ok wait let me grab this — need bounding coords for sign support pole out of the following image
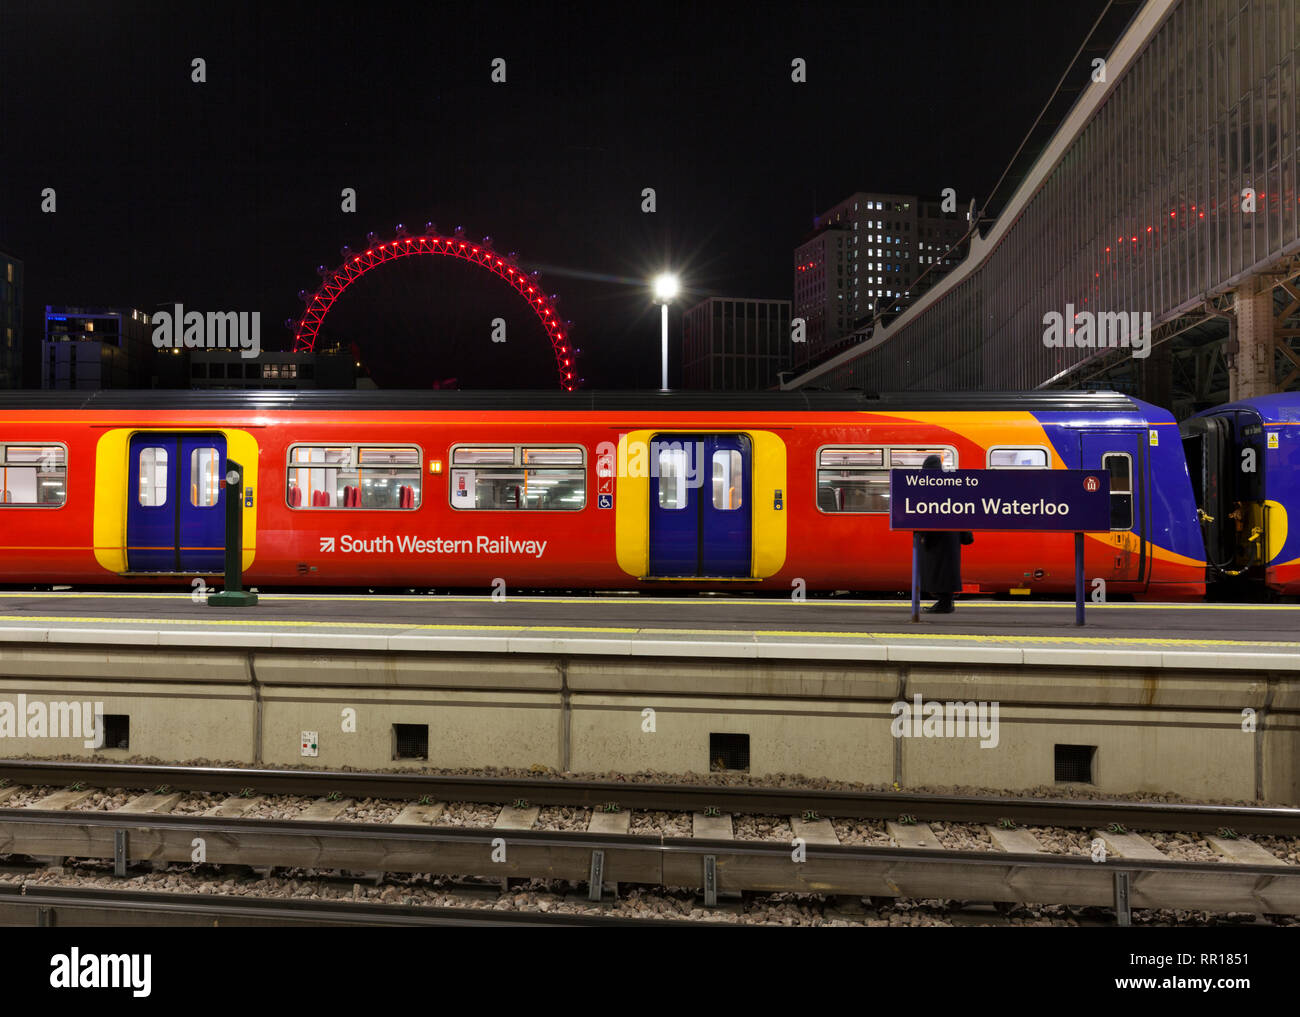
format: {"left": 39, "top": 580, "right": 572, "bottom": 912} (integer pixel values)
{"left": 889, "top": 469, "right": 1107, "bottom": 628}
{"left": 1074, "top": 531, "right": 1085, "bottom": 626}
{"left": 911, "top": 531, "right": 921, "bottom": 623}
{"left": 208, "top": 459, "right": 258, "bottom": 608}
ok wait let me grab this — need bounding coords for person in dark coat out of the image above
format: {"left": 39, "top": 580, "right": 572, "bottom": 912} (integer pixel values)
{"left": 918, "top": 454, "right": 973, "bottom": 613}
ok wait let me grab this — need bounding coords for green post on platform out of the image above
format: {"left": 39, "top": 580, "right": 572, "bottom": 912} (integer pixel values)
{"left": 207, "top": 458, "right": 258, "bottom": 607}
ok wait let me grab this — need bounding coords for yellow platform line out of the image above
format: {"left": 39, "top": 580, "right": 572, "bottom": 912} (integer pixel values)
{"left": 0, "top": 592, "right": 1293, "bottom": 611}
{"left": 0, "top": 614, "right": 1295, "bottom": 649}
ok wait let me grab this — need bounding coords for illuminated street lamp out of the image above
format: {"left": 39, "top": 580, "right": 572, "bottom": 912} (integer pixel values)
{"left": 651, "top": 272, "right": 679, "bottom": 391}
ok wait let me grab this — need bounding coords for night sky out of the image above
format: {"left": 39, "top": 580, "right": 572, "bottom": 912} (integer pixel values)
{"left": 1, "top": 1, "right": 1107, "bottom": 389}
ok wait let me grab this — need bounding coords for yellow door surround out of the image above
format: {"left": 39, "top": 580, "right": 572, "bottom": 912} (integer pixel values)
{"left": 614, "top": 429, "right": 787, "bottom": 579}
{"left": 94, "top": 428, "right": 259, "bottom": 573}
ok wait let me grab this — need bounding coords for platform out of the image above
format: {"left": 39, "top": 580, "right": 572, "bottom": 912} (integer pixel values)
{"left": 0, "top": 592, "right": 1297, "bottom": 802}
{"left": 0, "top": 591, "right": 1295, "bottom": 670}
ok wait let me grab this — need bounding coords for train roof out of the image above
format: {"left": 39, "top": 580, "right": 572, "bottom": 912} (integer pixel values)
{"left": 0, "top": 389, "right": 1150, "bottom": 414}
{"left": 1195, "top": 392, "right": 1300, "bottom": 423}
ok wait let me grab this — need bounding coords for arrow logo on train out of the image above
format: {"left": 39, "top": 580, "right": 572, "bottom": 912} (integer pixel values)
{"left": 319, "top": 537, "right": 335, "bottom": 552}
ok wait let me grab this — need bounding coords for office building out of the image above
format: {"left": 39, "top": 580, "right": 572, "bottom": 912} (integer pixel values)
{"left": 0, "top": 251, "right": 22, "bottom": 388}
{"left": 682, "top": 297, "right": 792, "bottom": 390}
{"left": 43, "top": 306, "right": 154, "bottom": 389}
{"left": 793, "top": 192, "right": 967, "bottom": 366}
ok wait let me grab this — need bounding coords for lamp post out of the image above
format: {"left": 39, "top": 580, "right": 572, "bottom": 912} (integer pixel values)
{"left": 651, "top": 272, "right": 679, "bottom": 391}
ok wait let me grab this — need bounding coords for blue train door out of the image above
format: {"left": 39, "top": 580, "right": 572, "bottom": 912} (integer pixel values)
{"left": 1079, "top": 430, "right": 1145, "bottom": 584}
{"left": 127, "top": 433, "right": 227, "bottom": 572}
{"left": 649, "top": 434, "right": 752, "bottom": 577}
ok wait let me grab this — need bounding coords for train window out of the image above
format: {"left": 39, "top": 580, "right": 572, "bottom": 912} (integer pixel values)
{"left": 0, "top": 443, "right": 67, "bottom": 507}
{"left": 988, "top": 447, "right": 1049, "bottom": 468}
{"left": 288, "top": 445, "right": 350, "bottom": 508}
{"left": 523, "top": 447, "right": 583, "bottom": 466}
{"left": 138, "top": 447, "right": 168, "bottom": 507}
{"left": 449, "top": 444, "right": 586, "bottom": 510}
{"left": 286, "top": 444, "right": 422, "bottom": 509}
{"left": 712, "top": 450, "right": 743, "bottom": 510}
{"left": 816, "top": 446, "right": 956, "bottom": 513}
{"left": 190, "top": 447, "right": 221, "bottom": 507}
{"left": 817, "top": 468, "right": 889, "bottom": 511}
{"left": 820, "top": 448, "right": 883, "bottom": 468}
{"left": 357, "top": 447, "right": 422, "bottom": 508}
{"left": 658, "top": 447, "right": 687, "bottom": 510}
{"left": 453, "top": 447, "right": 514, "bottom": 466}
{"left": 1102, "top": 453, "right": 1133, "bottom": 530}
{"left": 889, "top": 448, "right": 956, "bottom": 470}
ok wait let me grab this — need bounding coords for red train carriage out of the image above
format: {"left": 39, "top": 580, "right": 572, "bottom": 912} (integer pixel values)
{"left": 0, "top": 390, "right": 1206, "bottom": 598}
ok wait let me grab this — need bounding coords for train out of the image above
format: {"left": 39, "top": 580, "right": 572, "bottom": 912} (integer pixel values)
{"left": 0, "top": 388, "right": 1292, "bottom": 599}
{"left": 1180, "top": 392, "right": 1299, "bottom": 597}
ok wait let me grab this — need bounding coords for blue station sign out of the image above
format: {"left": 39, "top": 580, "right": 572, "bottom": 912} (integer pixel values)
{"left": 888, "top": 469, "right": 1111, "bottom": 532}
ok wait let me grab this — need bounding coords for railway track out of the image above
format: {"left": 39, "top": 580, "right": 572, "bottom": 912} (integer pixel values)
{"left": 1, "top": 759, "right": 1298, "bottom": 924}
{"left": 3, "top": 759, "right": 1298, "bottom": 836}
{"left": 0, "top": 883, "right": 672, "bottom": 927}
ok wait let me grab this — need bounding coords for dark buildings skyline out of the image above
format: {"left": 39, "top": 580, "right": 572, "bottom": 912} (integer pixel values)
{"left": 1, "top": 2, "right": 1110, "bottom": 390}
{"left": 43, "top": 305, "right": 154, "bottom": 390}
{"left": 792, "top": 191, "right": 969, "bottom": 370}
{"left": 0, "top": 251, "right": 21, "bottom": 388}
{"left": 682, "top": 296, "right": 792, "bottom": 390}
